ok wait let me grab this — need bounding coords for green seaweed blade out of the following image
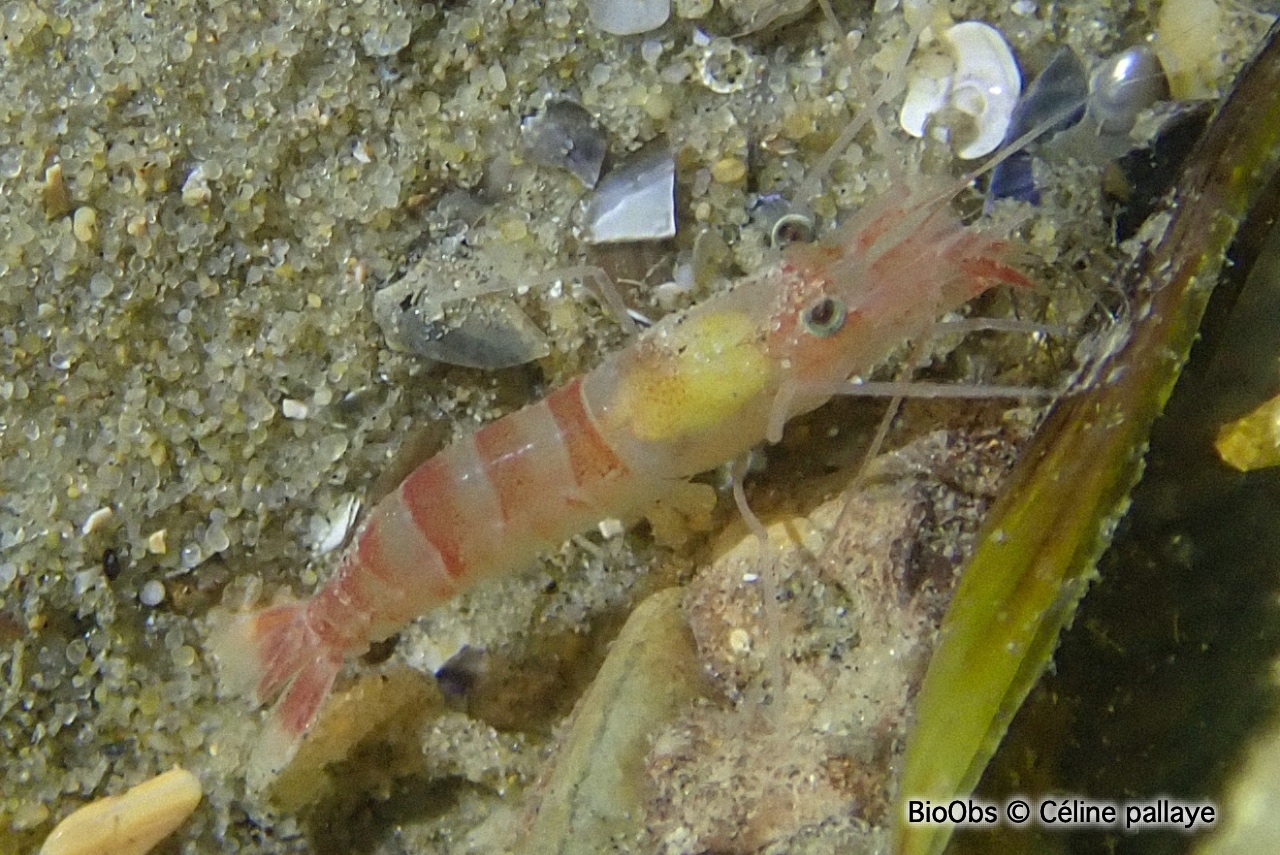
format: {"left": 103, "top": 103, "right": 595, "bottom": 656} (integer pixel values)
{"left": 896, "top": 23, "right": 1280, "bottom": 855}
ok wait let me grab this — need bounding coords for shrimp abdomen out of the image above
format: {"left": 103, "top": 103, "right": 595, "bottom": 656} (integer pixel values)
{"left": 208, "top": 375, "right": 654, "bottom": 783}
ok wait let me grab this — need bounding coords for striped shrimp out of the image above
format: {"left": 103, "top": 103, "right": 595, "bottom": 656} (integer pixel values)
{"left": 207, "top": 136, "right": 1034, "bottom": 785}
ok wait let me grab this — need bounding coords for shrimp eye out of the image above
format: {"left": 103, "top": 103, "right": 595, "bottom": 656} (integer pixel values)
{"left": 803, "top": 297, "right": 846, "bottom": 337}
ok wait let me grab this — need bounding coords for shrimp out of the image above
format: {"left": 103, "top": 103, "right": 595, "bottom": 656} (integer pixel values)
{"left": 207, "top": 162, "right": 1031, "bottom": 786}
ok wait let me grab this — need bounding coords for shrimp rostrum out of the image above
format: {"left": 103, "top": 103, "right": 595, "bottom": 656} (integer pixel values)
{"left": 207, "top": 170, "right": 1031, "bottom": 784}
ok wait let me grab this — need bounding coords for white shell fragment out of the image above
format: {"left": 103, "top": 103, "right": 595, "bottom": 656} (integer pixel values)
{"left": 80, "top": 506, "right": 114, "bottom": 536}
{"left": 582, "top": 139, "right": 676, "bottom": 244}
{"left": 315, "top": 495, "right": 362, "bottom": 555}
{"left": 899, "top": 21, "right": 1022, "bottom": 159}
{"left": 39, "top": 767, "right": 202, "bottom": 855}
{"left": 587, "top": 0, "right": 670, "bottom": 35}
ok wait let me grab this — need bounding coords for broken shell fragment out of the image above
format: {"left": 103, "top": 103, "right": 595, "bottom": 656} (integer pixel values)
{"left": 1154, "top": 0, "right": 1226, "bottom": 99}
{"left": 313, "top": 495, "right": 362, "bottom": 554}
{"left": 697, "top": 36, "right": 756, "bottom": 94}
{"left": 587, "top": 0, "right": 670, "bottom": 36}
{"left": 899, "top": 21, "right": 1022, "bottom": 160}
{"left": 522, "top": 99, "right": 608, "bottom": 188}
{"left": 1012, "top": 46, "right": 1088, "bottom": 140}
{"left": 720, "top": 0, "right": 813, "bottom": 33}
{"left": 379, "top": 289, "right": 551, "bottom": 369}
{"left": 582, "top": 139, "right": 676, "bottom": 244}
{"left": 266, "top": 666, "right": 443, "bottom": 810}
{"left": 987, "top": 46, "right": 1087, "bottom": 205}
{"left": 374, "top": 247, "right": 553, "bottom": 370}
{"left": 43, "top": 162, "right": 73, "bottom": 219}
{"left": 39, "top": 767, "right": 202, "bottom": 855}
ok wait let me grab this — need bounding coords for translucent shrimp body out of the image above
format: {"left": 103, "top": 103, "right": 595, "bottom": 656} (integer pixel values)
{"left": 207, "top": 174, "right": 1028, "bottom": 784}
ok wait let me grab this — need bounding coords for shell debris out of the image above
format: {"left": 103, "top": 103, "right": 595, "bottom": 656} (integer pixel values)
{"left": 266, "top": 666, "right": 444, "bottom": 811}
{"left": 899, "top": 21, "right": 1022, "bottom": 159}
{"left": 522, "top": 99, "right": 609, "bottom": 188}
{"left": 373, "top": 248, "right": 553, "bottom": 369}
{"left": 587, "top": 0, "right": 670, "bottom": 36}
{"left": 581, "top": 139, "right": 676, "bottom": 244}
{"left": 987, "top": 46, "right": 1087, "bottom": 205}
{"left": 38, "top": 767, "right": 202, "bottom": 855}
{"left": 80, "top": 507, "right": 114, "bottom": 536}
{"left": 1088, "top": 46, "right": 1170, "bottom": 137}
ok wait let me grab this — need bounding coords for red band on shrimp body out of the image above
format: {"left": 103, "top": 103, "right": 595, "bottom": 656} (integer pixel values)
{"left": 354, "top": 515, "right": 398, "bottom": 585}
{"left": 473, "top": 411, "right": 537, "bottom": 524}
{"left": 543, "top": 377, "right": 628, "bottom": 488}
{"left": 349, "top": 498, "right": 459, "bottom": 624}
{"left": 399, "top": 455, "right": 471, "bottom": 579}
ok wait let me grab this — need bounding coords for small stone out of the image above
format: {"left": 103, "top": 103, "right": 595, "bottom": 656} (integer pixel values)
{"left": 0, "top": 148, "right": 21, "bottom": 179}
{"left": 72, "top": 207, "right": 97, "bottom": 243}
{"left": 146, "top": 529, "right": 168, "bottom": 554}
{"left": 674, "top": 0, "right": 713, "bottom": 18}
{"left": 362, "top": 15, "right": 412, "bottom": 56}
{"left": 88, "top": 272, "right": 114, "bottom": 299}
{"left": 643, "top": 90, "right": 672, "bottom": 121}
{"left": 14, "top": 801, "right": 50, "bottom": 831}
{"left": 38, "top": 767, "right": 202, "bottom": 855}
{"left": 281, "top": 398, "right": 309, "bottom": 420}
{"left": 710, "top": 157, "right": 746, "bottom": 184}
{"left": 587, "top": 0, "right": 670, "bottom": 35}
{"left": 44, "top": 163, "right": 73, "bottom": 218}
{"left": 181, "top": 165, "right": 211, "bottom": 206}
{"left": 139, "top": 580, "right": 166, "bottom": 607}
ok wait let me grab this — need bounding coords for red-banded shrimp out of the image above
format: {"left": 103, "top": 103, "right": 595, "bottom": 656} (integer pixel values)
{"left": 205, "top": 160, "right": 1033, "bottom": 782}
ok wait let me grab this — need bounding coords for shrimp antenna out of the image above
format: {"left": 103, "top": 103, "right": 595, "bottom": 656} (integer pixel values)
{"left": 795, "top": 13, "right": 931, "bottom": 204}
{"left": 799, "top": 25, "right": 1169, "bottom": 216}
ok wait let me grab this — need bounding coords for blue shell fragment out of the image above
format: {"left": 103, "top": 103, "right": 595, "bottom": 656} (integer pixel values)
{"left": 988, "top": 47, "right": 1087, "bottom": 205}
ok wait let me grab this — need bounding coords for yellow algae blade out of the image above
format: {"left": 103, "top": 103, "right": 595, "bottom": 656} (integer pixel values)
{"left": 39, "top": 767, "right": 202, "bottom": 855}
{"left": 897, "top": 22, "right": 1280, "bottom": 855}
{"left": 1216, "top": 391, "right": 1280, "bottom": 471}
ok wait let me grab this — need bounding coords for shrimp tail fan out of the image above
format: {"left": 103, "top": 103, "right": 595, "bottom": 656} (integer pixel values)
{"left": 206, "top": 602, "right": 343, "bottom": 788}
